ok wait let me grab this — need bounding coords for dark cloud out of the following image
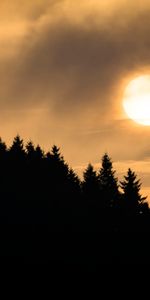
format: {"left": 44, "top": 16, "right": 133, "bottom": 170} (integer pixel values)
{"left": 2, "top": 1, "right": 150, "bottom": 116}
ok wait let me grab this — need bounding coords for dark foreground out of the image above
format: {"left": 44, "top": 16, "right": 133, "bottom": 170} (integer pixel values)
{"left": 0, "top": 136, "right": 149, "bottom": 269}
{"left": 0, "top": 214, "right": 150, "bottom": 268}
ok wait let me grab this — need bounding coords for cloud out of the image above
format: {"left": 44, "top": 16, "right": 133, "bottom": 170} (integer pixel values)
{"left": 1, "top": 0, "right": 150, "bottom": 112}
{"left": 1, "top": 0, "right": 150, "bottom": 167}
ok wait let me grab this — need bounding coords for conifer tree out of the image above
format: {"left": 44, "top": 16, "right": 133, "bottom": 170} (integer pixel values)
{"left": 98, "top": 153, "right": 119, "bottom": 208}
{"left": 51, "top": 145, "right": 69, "bottom": 177}
{"left": 120, "top": 168, "right": 147, "bottom": 215}
{"left": 82, "top": 163, "right": 99, "bottom": 198}
{"left": 35, "top": 145, "right": 44, "bottom": 160}
{"left": 9, "top": 135, "right": 25, "bottom": 159}
{"left": 26, "top": 141, "right": 35, "bottom": 157}
{"left": 0, "top": 137, "right": 7, "bottom": 154}
{"left": 68, "top": 168, "right": 80, "bottom": 191}
{"left": 0, "top": 137, "right": 7, "bottom": 167}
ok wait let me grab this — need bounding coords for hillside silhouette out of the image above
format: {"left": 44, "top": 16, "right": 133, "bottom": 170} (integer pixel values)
{"left": 0, "top": 135, "right": 149, "bottom": 268}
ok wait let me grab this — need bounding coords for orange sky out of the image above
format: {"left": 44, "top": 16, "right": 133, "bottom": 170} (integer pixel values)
{"left": 1, "top": 0, "right": 150, "bottom": 202}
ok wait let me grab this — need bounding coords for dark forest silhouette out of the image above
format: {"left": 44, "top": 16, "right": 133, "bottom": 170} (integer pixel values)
{"left": 0, "top": 135, "right": 149, "bottom": 267}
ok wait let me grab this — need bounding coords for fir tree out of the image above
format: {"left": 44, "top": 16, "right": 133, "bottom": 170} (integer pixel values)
{"left": 120, "top": 168, "right": 147, "bottom": 215}
{"left": 68, "top": 168, "right": 80, "bottom": 191}
{"left": 0, "top": 137, "right": 7, "bottom": 154}
{"left": 82, "top": 163, "right": 99, "bottom": 198}
{"left": 35, "top": 145, "right": 44, "bottom": 160}
{"left": 51, "top": 145, "right": 69, "bottom": 177}
{"left": 26, "top": 141, "right": 35, "bottom": 157}
{"left": 9, "top": 135, "right": 25, "bottom": 159}
{"left": 98, "top": 153, "right": 119, "bottom": 208}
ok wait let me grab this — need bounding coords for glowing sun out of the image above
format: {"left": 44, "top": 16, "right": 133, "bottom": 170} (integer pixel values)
{"left": 123, "top": 75, "right": 150, "bottom": 126}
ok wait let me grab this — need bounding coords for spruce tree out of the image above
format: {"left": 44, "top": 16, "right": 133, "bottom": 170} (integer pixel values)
{"left": 50, "top": 145, "right": 69, "bottom": 201}
{"left": 9, "top": 135, "right": 25, "bottom": 159}
{"left": 120, "top": 168, "right": 147, "bottom": 215}
{"left": 68, "top": 168, "right": 80, "bottom": 191}
{"left": 0, "top": 138, "right": 7, "bottom": 154}
{"left": 26, "top": 141, "right": 35, "bottom": 158}
{"left": 98, "top": 153, "right": 119, "bottom": 209}
{"left": 51, "top": 145, "right": 69, "bottom": 177}
{"left": 82, "top": 163, "right": 99, "bottom": 199}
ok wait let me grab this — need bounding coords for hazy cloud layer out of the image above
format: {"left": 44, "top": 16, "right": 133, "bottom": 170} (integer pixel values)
{"left": 1, "top": 0, "right": 150, "bottom": 183}
{"left": 2, "top": 0, "right": 150, "bottom": 111}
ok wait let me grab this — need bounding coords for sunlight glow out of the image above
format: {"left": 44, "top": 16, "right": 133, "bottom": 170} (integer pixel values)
{"left": 123, "top": 75, "right": 150, "bottom": 125}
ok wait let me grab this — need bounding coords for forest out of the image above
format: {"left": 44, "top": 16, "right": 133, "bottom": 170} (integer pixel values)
{"left": 0, "top": 135, "right": 149, "bottom": 267}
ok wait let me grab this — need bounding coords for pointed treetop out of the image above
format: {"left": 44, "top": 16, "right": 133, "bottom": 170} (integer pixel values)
{"left": 52, "top": 145, "right": 60, "bottom": 154}
{"left": 10, "top": 135, "right": 24, "bottom": 152}
{"left": 0, "top": 137, "right": 7, "bottom": 152}
{"left": 99, "top": 153, "right": 117, "bottom": 182}
{"left": 101, "top": 153, "right": 113, "bottom": 171}
{"left": 26, "top": 141, "right": 35, "bottom": 154}
{"left": 121, "top": 168, "right": 141, "bottom": 191}
{"left": 83, "top": 163, "right": 98, "bottom": 182}
{"left": 68, "top": 168, "right": 80, "bottom": 186}
{"left": 35, "top": 145, "right": 44, "bottom": 159}
{"left": 98, "top": 153, "right": 119, "bottom": 206}
{"left": 120, "top": 168, "right": 147, "bottom": 207}
{"left": 51, "top": 145, "right": 64, "bottom": 161}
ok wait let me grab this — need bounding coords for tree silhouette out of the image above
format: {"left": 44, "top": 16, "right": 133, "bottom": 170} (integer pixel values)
{"left": 50, "top": 145, "right": 69, "bottom": 182}
{"left": 9, "top": 135, "right": 25, "bottom": 157}
{"left": 0, "top": 135, "right": 149, "bottom": 265}
{"left": 26, "top": 141, "right": 35, "bottom": 158}
{"left": 81, "top": 163, "right": 100, "bottom": 232}
{"left": 0, "top": 138, "right": 7, "bottom": 217}
{"left": 48, "top": 145, "right": 70, "bottom": 217}
{"left": 35, "top": 145, "right": 44, "bottom": 160}
{"left": 68, "top": 168, "right": 80, "bottom": 192}
{"left": 0, "top": 137, "right": 7, "bottom": 154}
{"left": 0, "top": 137, "right": 7, "bottom": 171}
{"left": 82, "top": 163, "right": 99, "bottom": 201}
{"left": 120, "top": 168, "right": 147, "bottom": 215}
{"left": 98, "top": 153, "right": 119, "bottom": 209}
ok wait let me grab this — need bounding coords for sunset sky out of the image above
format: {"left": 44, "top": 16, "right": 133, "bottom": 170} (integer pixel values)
{"left": 1, "top": 0, "right": 150, "bottom": 200}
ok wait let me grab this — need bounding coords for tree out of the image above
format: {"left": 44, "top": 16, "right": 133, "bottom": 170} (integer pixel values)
{"left": 49, "top": 145, "right": 70, "bottom": 204}
{"left": 120, "top": 168, "right": 147, "bottom": 215}
{"left": 0, "top": 137, "right": 7, "bottom": 168}
{"left": 0, "top": 138, "right": 7, "bottom": 154}
{"left": 82, "top": 163, "right": 99, "bottom": 200}
{"left": 68, "top": 168, "right": 80, "bottom": 191}
{"left": 9, "top": 135, "right": 25, "bottom": 160}
{"left": 50, "top": 145, "right": 69, "bottom": 179}
{"left": 98, "top": 153, "right": 119, "bottom": 209}
{"left": 35, "top": 145, "right": 44, "bottom": 161}
{"left": 26, "top": 141, "right": 35, "bottom": 158}
{"left": 0, "top": 138, "right": 7, "bottom": 201}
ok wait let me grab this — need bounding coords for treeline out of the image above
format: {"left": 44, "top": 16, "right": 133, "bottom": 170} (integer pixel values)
{"left": 0, "top": 135, "right": 149, "bottom": 265}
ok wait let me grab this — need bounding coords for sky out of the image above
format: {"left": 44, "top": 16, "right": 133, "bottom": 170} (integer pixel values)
{"left": 1, "top": 0, "right": 150, "bottom": 200}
